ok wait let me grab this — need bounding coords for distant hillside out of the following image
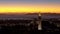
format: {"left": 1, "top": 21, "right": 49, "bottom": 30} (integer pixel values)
{"left": 0, "top": 13, "right": 26, "bottom": 15}
{"left": 25, "top": 13, "right": 39, "bottom": 15}
{"left": 41, "top": 13, "right": 60, "bottom": 15}
{"left": 41, "top": 13, "right": 60, "bottom": 19}
{"left": 0, "top": 13, "right": 60, "bottom": 15}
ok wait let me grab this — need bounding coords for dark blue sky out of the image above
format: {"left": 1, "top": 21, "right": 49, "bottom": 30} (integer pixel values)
{"left": 0, "top": 0, "right": 60, "bottom": 3}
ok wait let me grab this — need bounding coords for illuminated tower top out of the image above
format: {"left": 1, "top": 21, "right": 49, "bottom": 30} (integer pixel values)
{"left": 39, "top": 13, "right": 41, "bottom": 16}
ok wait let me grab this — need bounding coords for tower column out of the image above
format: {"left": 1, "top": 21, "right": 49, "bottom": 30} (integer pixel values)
{"left": 38, "top": 13, "right": 42, "bottom": 30}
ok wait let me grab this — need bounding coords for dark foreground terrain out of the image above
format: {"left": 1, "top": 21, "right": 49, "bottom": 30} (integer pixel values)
{"left": 42, "top": 18, "right": 60, "bottom": 34}
{"left": 0, "top": 18, "right": 60, "bottom": 34}
{"left": 0, "top": 19, "right": 41, "bottom": 34}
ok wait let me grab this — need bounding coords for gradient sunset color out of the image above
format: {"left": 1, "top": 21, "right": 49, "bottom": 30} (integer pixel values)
{"left": 0, "top": 0, "right": 60, "bottom": 13}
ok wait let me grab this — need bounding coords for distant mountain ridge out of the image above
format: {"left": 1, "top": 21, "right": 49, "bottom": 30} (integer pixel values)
{"left": 41, "top": 13, "right": 60, "bottom": 19}
{"left": 0, "top": 13, "right": 60, "bottom": 15}
{"left": 0, "top": 13, "right": 60, "bottom": 20}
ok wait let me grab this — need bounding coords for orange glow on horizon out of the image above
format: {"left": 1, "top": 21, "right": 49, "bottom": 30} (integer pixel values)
{"left": 0, "top": 3, "right": 60, "bottom": 14}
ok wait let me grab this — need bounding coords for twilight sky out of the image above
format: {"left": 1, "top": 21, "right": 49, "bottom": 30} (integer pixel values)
{"left": 0, "top": 0, "right": 60, "bottom": 13}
